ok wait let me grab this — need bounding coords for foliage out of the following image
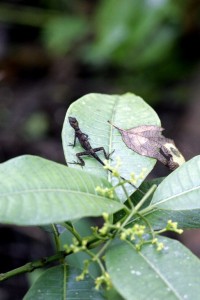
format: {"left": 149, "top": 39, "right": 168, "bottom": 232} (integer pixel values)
{"left": 84, "top": 0, "right": 182, "bottom": 68}
{"left": 0, "top": 2, "right": 195, "bottom": 80}
{"left": 0, "top": 93, "right": 200, "bottom": 300}
{"left": 0, "top": 1, "right": 198, "bottom": 105}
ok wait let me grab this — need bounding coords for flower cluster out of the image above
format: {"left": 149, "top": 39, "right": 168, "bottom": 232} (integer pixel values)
{"left": 76, "top": 260, "right": 90, "bottom": 281}
{"left": 152, "top": 238, "right": 164, "bottom": 251}
{"left": 64, "top": 238, "right": 87, "bottom": 254}
{"left": 103, "top": 156, "right": 122, "bottom": 177}
{"left": 95, "top": 186, "right": 114, "bottom": 199}
{"left": 166, "top": 220, "right": 183, "bottom": 234}
{"left": 95, "top": 272, "right": 112, "bottom": 290}
{"left": 130, "top": 168, "right": 147, "bottom": 185}
{"left": 120, "top": 224, "right": 146, "bottom": 241}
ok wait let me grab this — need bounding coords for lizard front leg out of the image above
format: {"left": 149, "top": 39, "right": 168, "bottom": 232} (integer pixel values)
{"left": 68, "top": 133, "right": 77, "bottom": 147}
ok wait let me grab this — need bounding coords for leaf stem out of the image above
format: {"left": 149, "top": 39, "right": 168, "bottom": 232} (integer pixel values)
{"left": 62, "top": 222, "right": 82, "bottom": 243}
{"left": 134, "top": 184, "right": 157, "bottom": 212}
{"left": 83, "top": 248, "right": 106, "bottom": 274}
{"left": 119, "top": 178, "right": 134, "bottom": 209}
{"left": 120, "top": 184, "right": 157, "bottom": 229}
{"left": 94, "top": 239, "right": 112, "bottom": 260}
{"left": 51, "top": 224, "right": 62, "bottom": 252}
{"left": 136, "top": 212, "right": 155, "bottom": 239}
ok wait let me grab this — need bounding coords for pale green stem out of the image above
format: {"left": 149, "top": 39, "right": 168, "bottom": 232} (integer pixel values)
{"left": 136, "top": 212, "right": 155, "bottom": 239}
{"left": 51, "top": 224, "right": 62, "bottom": 252}
{"left": 119, "top": 178, "right": 134, "bottom": 209}
{"left": 61, "top": 222, "right": 82, "bottom": 243}
{"left": 120, "top": 184, "right": 157, "bottom": 229}
{"left": 134, "top": 184, "right": 157, "bottom": 212}
{"left": 94, "top": 239, "right": 112, "bottom": 260}
{"left": 84, "top": 249, "right": 106, "bottom": 274}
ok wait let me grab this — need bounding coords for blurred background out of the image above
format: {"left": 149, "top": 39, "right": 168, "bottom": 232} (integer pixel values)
{"left": 0, "top": 0, "right": 200, "bottom": 299}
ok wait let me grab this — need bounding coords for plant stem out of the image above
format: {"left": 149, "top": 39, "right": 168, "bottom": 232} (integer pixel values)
{"left": 120, "top": 184, "right": 157, "bottom": 229}
{"left": 136, "top": 212, "right": 155, "bottom": 239}
{"left": 62, "top": 222, "right": 82, "bottom": 243}
{"left": 94, "top": 240, "right": 112, "bottom": 260}
{"left": 119, "top": 178, "right": 134, "bottom": 209}
{"left": 0, "top": 251, "right": 67, "bottom": 282}
{"left": 84, "top": 249, "right": 106, "bottom": 274}
{"left": 134, "top": 184, "right": 157, "bottom": 212}
{"left": 0, "top": 234, "right": 107, "bottom": 282}
{"left": 52, "top": 224, "right": 62, "bottom": 252}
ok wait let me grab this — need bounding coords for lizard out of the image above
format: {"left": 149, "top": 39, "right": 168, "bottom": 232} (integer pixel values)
{"left": 68, "top": 116, "right": 144, "bottom": 194}
{"left": 68, "top": 116, "right": 113, "bottom": 166}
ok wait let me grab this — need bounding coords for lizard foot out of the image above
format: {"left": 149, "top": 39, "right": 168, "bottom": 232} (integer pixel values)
{"left": 107, "top": 150, "right": 115, "bottom": 160}
{"left": 68, "top": 161, "right": 84, "bottom": 167}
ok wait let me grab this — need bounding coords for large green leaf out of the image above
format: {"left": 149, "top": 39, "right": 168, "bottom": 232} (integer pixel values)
{"left": 62, "top": 93, "right": 160, "bottom": 202}
{"left": 144, "top": 156, "right": 200, "bottom": 229}
{"left": 23, "top": 265, "right": 105, "bottom": 300}
{"left": 0, "top": 155, "right": 123, "bottom": 225}
{"left": 106, "top": 237, "right": 200, "bottom": 300}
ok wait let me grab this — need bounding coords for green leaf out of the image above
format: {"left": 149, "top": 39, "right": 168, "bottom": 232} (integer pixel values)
{"left": 145, "top": 156, "right": 200, "bottom": 229}
{"left": 62, "top": 93, "right": 160, "bottom": 202}
{"left": 0, "top": 155, "right": 123, "bottom": 225}
{"left": 106, "top": 237, "right": 200, "bottom": 300}
{"left": 23, "top": 265, "right": 105, "bottom": 300}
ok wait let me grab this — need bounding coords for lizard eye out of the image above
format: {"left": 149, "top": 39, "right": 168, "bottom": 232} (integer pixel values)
{"left": 170, "top": 146, "right": 181, "bottom": 157}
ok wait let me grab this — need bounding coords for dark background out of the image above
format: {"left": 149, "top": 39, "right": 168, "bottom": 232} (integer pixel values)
{"left": 0, "top": 1, "right": 200, "bottom": 299}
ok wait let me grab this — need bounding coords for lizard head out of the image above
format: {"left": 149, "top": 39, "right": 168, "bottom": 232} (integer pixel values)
{"left": 68, "top": 117, "right": 79, "bottom": 129}
{"left": 160, "top": 142, "right": 185, "bottom": 171}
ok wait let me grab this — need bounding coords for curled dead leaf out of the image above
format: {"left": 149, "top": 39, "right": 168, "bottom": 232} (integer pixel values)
{"left": 108, "top": 121, "right": 185, "bottom": 171}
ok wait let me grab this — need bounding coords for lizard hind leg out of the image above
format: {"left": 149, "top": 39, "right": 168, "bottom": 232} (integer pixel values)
{"left": 93, "top": 147, "right": 114, "bottom": 160}
{"left": 68, "top": 150, "right": 92, "bottom": 167}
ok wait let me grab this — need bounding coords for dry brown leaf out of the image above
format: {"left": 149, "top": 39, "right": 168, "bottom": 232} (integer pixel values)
{"left": 109, "top": 121, "right": 185, "bottom": 170}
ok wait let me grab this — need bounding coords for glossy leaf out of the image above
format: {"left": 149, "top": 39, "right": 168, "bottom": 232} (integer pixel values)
{"left": 0, "top": 155, "right": 123, "bottom": 225}
{"left": 62, "top": 93, "right": 160, "bottom": 201}
{"left": 24, "top": 265, "right": 104, "bottom": 300}
{"left": 145, "top": 156, "right": 200, "bottom": 229}
{"left": 106, "top": 237, "right": 200, "bottom": 300}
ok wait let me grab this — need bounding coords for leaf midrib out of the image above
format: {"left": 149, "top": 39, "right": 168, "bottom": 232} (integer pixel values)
{"left": 0, "top": 188, "right": 116, "bottom": 201}
{"left": 127, "top": 241, "right": 183, "bottom": 300}
{"left": 152, "top": 185, "right": 200, "bottom": 207}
